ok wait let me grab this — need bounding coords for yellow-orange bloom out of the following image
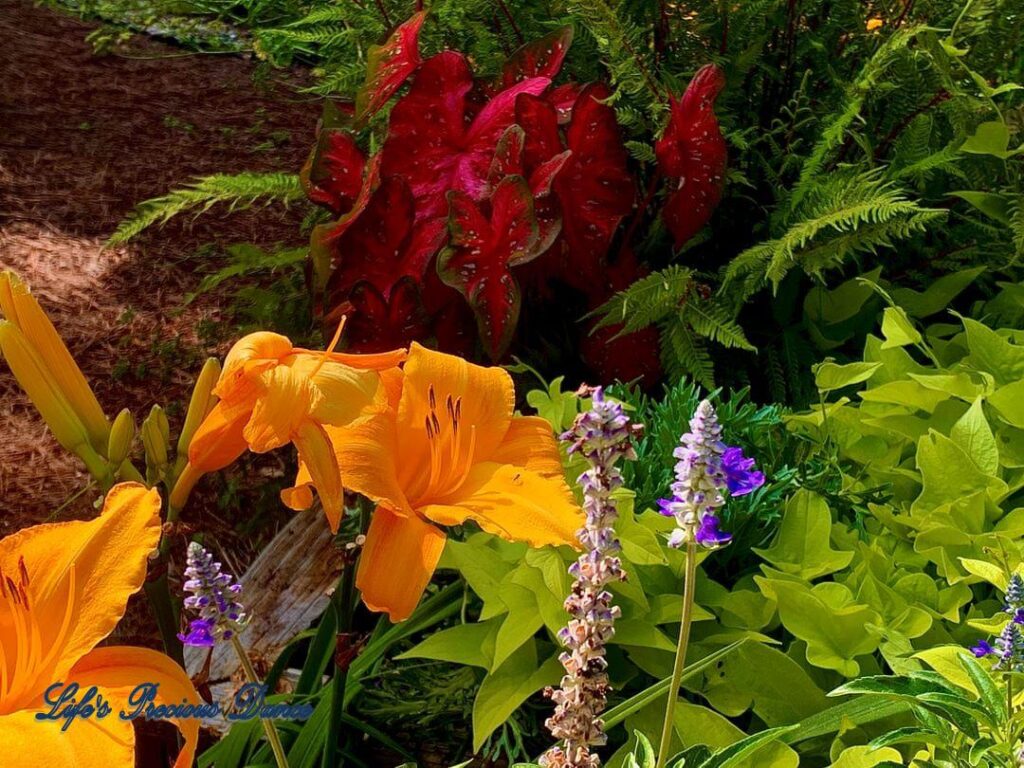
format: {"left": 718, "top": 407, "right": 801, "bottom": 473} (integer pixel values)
{"left": 171, "top": 329, "right": 405, "bottom": 528}
{"left": 0, "top": 483, "right": 201, "bottom": 767}
{"left": 285, "top": 343, "right": 583, "bottom": 621}
{"left": 866, "top": 17, "right": 884, "bottom": 31}
{"left": 0, "top": 270, "right": 110, "bottom": 460}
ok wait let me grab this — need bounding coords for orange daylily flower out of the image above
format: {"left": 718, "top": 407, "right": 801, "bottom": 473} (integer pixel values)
{"left": 0, "top": 483, "right": 202, "bottom": 767}
{"left": 284, "top": 342, "right": 583, "bottom": 621}
{"left": 170, "top": 328, "right": 405, "bottom": 529}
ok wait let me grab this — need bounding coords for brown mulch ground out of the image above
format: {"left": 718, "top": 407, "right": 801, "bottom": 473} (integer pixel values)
{"left": 0, "top": 0, "right": 320, "bottom": 546}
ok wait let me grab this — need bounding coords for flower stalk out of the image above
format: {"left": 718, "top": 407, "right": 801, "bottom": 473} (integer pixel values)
{"left": 231, "top": 634, "right": 290, "bottom": 768}
{"left": 656, "top": 539, "right": 696, "bottom": 768}
{"left": 541, "top": 387, "right": 642, "bottom": 768}
{"left": 654, "top": 399, "right": 764, "bottom": 767}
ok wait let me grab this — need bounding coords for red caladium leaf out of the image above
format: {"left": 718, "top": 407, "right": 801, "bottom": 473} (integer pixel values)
{"left": 309, "top": 154, "right": 382, "bottom": 304}
{"left": 355, "top": 11, "right": 427, "bottom": 121}
{"left": 554, "top": 82, "right": 636, "bottom": 290}
{"left": 582, "top": 247, "right": 662, "bottom": 387}
{"left": 582, "top": 323, "right": 663, "bottom": 387}
{"left": 515, "top": 93, "right": 563, "bottom": 171}
{"left": 326, "top": 175, "right": 447, "bottom": 299}
{"left": 438, "top": 176, "right": 538, "bottom": 360}
{"left": 547, "top": 83, "right": 583, "bottom": 123}
{"left": 381, "top": 51, "right": 550, "bottom": 220}
{"left": 655, "top": 64, "right": 728, "bottom": 248}
{"left": 301, "top": 129, "right": 366, "bottom": 216}
{"left": 340, "top": 277, "right": 432, "bottom": 352}
{"left": 500, "top": 26, "right": 573, "bottom": 88}
{"left": 487, "top": 124, "right": 571, "bottom": 261}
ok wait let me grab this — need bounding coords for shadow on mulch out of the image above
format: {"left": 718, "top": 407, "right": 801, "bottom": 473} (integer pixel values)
{"left": 0, "top": 0, "right": 320, "bottom": 528}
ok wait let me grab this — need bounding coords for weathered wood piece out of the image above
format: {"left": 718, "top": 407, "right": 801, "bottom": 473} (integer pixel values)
{"left": 184, "top": 506, "right": 341, "bottom": 730}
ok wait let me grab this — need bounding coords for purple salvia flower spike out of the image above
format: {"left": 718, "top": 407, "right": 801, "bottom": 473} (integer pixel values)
{"left": 540, "top": 386, "right": 642, "bottom": 768}
{"left": 662, "top": 400, "right": 763, "bottom": 550}
{"left": 178, "top": 541, "right": 249, "bottom": 648}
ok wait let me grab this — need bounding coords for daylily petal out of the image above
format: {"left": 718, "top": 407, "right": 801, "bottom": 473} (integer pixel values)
{"left": 421, "top": 462, "right": 580, "bottom": 548}
{"left": 243, "top": 366, "right": 321, "bottom": 453}
{"left": 319, "top": 348, "right": 408, "bottom": 371}
{"left": 0, "top": 707, "right": 135, "bottom": 767}
{"left": 0, "top": 271, "right": 110, "bottom": 453}
{"left": 0, "top": 483, "right": 161, "bottom": 711}
{"left": 490, "top": 416, "right": 566, "bottom": 477}
{"left": 68, "top": 645, "right": 202, "bottom": 768}
{"left": 293, "top": 421, "right": 345, "bottom": 532}
{"left": 186, "top": 401, "right": 248, "bottom": 473}
{"left": 325, "top": 415, "right": 412, "bottom": 516}
{"left": 356, "top": 506, "right": 447, "bottom": 622}
{"left": 216, "top": 331, "right": 293, "bottom": 407}
{"left": 306, "top": 360, "right": 387, "bottom": 427}
{"left": 396, "top": 342, "right": 514, "bottom": 501}
{"left": 280, "top": 460, "right": 315, "bottom": 512}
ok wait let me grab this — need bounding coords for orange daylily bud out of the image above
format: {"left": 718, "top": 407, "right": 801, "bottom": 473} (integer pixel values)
{"left": 107, "top": 408, "right": 136, "bottom": 467}
{"left": 0, "top": 321, "right": 109, "bottom": 482}
{"left": 0, "top": 271, "right": 110, "bottom": 453}
{"left": 176, "top": 357, "right": 222, "bottom": 461}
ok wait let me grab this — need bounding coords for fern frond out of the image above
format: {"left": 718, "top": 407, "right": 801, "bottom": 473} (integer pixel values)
{"left": 109, "top": 173, "right": 304, "bottom": 244}
{"left": 1010, "top": 194, "right": 1024, "bottom": 265}
{"left": 660, "top": 321, "right": 714, "bottom": 388}
{"left": 566, "top": 0, "right": 662, "bottom": 127}
{"left": 726, "top": 171, "right": 946, "bottom": 293}
{"left": 684, "top": 296, "right": 756, "bottom": 351}
{"left": 589, "top": 265, "right": 696, "bottom": 333}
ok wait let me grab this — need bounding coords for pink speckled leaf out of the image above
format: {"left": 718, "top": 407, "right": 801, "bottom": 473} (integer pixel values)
{"left": 356, "top": 11, "right": 426, "bottom": 120}
{"left": 382, "top": 51, "right": 549, "bottom": 220}
{"left": 654, "top": 64, "right": 728, "bottom": 248}
{"left": 438, "top": 177, "right": 538, "bottom": 360}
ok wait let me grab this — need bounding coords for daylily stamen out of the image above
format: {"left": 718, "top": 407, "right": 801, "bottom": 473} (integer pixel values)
{"left": 447, "top": 424, "right": 478, "bottom": 493}
{"left": 310, "top": 316, "right": 348, "bottom": 379}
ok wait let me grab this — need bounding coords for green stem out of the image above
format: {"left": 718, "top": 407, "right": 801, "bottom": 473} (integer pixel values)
{"left": 232, "top": 635, "right": 290, "bottom": 768}
{"left": 323, "top": 498, "right": 372, "bottom": 768}
{"left": 144, "top": 572, "right": 184, "bottom": 667}
{"left": 655, "top": 540, "right": 698, "bottom": 768}
{"left": 1008, "top": 672, "right": 1014, "bottom": 736}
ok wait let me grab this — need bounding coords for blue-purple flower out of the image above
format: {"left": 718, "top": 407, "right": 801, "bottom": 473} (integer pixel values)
{"left": 971, "top": 640, "right": 996, "bottom": 658}
{"left": 178, "top": 541, "right": 248, "bottom": 648}
{"left": 722, "top": 447, "right": 765, "bottom": 497}
{"left": 657, "top": 400, "right": 763, "bottom": 550}
{"left": 969, "top": 573, "right": 1024, "bottom": 671}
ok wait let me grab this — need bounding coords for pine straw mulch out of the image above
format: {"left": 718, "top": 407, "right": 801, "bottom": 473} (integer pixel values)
{"left": 0, "top": 0, "right": 322, "bottom": 538}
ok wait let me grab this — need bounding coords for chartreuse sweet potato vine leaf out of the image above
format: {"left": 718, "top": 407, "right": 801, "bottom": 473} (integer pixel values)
{"left": 753, "top": 490, "right": 854, "bottom": 580}
{"left": 757, "top": 578, "right": 880, "bottom": 676}
{"left": 471, "top": 640, "right": 561, "bottom": 751}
